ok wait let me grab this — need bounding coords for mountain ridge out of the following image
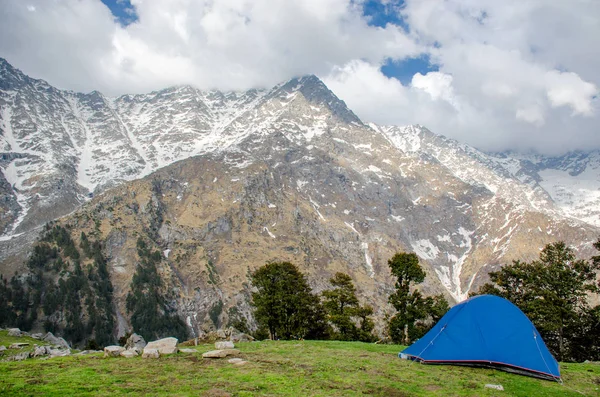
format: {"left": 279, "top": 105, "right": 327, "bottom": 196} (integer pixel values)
{"left": 1, "top": 58, "right": 599, "bottom": 335}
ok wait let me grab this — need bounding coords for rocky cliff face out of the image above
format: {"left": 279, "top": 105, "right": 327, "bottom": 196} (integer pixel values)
{"left": 1, "top": 58, "right": 598, "bottom": 335}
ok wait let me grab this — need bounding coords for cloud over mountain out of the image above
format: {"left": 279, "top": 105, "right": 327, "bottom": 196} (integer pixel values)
{"left": 0, "top": 0, "right": 598, "bottom": 155}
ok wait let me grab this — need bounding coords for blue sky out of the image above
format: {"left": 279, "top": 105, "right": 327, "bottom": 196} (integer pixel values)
{"left": 101, "top": 0, "right": 138, "bottom": 26}
{"left": 100, "top": 0, "right": 434, "bottom": 85}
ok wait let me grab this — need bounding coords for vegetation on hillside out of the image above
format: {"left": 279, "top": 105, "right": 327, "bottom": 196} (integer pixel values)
{"left": 473, "top": 240, "right": 600, "bottom": 362}
{"left": 125, "top": 238, "right": 188, "bottom": 342}
{"left": 0, "top": 225, "right": 115, "bottom": 348}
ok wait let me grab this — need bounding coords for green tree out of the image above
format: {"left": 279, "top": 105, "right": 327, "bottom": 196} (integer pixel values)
{"left": 474, "top": 241, "right": 600, "bottom": 361}
{"left": 387, "top": 252, "right": 449, "bottom": 344}
{"left": 251, "top": 261, "right": 328, "bottom": 340}
{"left": 322, "top": 272, "right": 375, "bottom": 342}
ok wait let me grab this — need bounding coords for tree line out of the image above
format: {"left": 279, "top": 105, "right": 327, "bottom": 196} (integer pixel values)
{"left": 0, "top": 225, "right": 115, "bottom": 348}
{"left": 472, "top": 240, "right": 600, "bottom": 362}
{"left": 249, "top": 252, "right": 449, "bottom": 344}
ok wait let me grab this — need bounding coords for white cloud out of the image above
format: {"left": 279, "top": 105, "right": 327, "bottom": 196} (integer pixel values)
{"left": 0, "top": 0, "right": 598, "bottom": 154}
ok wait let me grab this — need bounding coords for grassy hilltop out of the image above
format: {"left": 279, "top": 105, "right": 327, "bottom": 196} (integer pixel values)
{"left": 1, "top": 333, "right": 599, "bottom": 396}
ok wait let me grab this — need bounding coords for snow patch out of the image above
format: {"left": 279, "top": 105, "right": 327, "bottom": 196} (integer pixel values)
{"left": 411, "top": 239, "right": 439, "bottom": 260}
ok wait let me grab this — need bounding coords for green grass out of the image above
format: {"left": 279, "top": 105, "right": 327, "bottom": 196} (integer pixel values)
{"left": 0, "top": 331, "right": 53, "bottom": 359}
{"left": 1, "top": 335, "right": 599, "bottom": 396}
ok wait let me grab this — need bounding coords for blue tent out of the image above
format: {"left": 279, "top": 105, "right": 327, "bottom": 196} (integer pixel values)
{"left": 400, "top": 295, "right": 560, "bottom": 380}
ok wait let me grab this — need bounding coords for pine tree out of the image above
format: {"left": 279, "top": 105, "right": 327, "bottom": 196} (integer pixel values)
{"left": 322, "top": 272, "right": 375, "bottom": 342}
{"left": 251, "top": 261, "right": 328, "bottom": 340}
{"left": 387, "top": 252, "right": 449, "bottom": 344}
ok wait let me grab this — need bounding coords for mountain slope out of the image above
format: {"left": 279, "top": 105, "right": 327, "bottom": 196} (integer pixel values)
{"left": 1, "top": 58, "right": 599, "bottom": 335}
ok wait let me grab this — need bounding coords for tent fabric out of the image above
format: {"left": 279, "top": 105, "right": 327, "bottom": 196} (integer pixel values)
{"left": 400, "top": 294, "right": 561, "bottom": 380}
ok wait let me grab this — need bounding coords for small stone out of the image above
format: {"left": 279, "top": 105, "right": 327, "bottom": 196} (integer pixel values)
{"left": 179, "top": 348, "right": 198, "bottom": 353}
{"left": 30, "top": 333, "right": 44, "bottom": 340}
{"left": 228, "top": 358, "right": 244, "bottom": 364}
{"left": 203, "top": 350, "right": 227, "bottom": 358}
{"left": 120, "top": 350, "right": 138, "bottom": 358}
{"left": 0, "top": 346, "right": 6, "bottom": 352}
{"left": 76, "top": 350, "right": 102, "bottom": 355}
{"left": 485, "top": 384, "right": 504, "bottom": 391}
{"left": 7, "top": 328, "right": 21, "bottom": 337}
{"left": 9, "top": 343, "right": 29, "bottom": 349}
{"left": 233, "top": 360, "right": 248, "bottom": 366}
{"left": 142, "top": 348, "right": 160, "bottom": 359}
{"left": 104, "top": 345, "right": 125, "bottom": 358}
{"left": 215, "top": 341, "right": 234, "bottom": 349}
{"left": 202, "top": 349, "right": 240, "bottom": 358}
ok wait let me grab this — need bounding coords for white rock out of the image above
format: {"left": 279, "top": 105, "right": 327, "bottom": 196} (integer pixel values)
{"left": 145, "top": 337, "right": 178, "bottom": 355}
{"left": 120, "top": 350, "right": 138, "bottom": 358}
{"left": 142, "top": 348, "right": 160, "bottom": 359}
{"left": 215, "top": 341, "right": 234, "bottom": 349}
{"left": 179, "top": 348, "right": 198, "bottom": 353}
{"left": 9, "top": 343, "right": 29, "bottom": 349}
{"left": 49, "top": 348, "right": 71, "bottom": 358}
{"left": 485, "top": 384, "right": 504, "bottom": 391}
{"left": 33, "top": 346, "right": 51, "bottom": 357}
{"left": 125, "top": 333, "right": 146, "bottom": 353}
{"left": 228, "top": 358, "right": 244, "bottom": 364}
{"left": 202, "top": 349, "right": 240, "bottom": 358}
{"left": 104, "top": 345, "right": 125, "bottom": 358}
{"left": 7, "top": 328, "right": 21, "bottom": 337}
{"left": 42, "top": 332, "right": 69, "bottom": 348}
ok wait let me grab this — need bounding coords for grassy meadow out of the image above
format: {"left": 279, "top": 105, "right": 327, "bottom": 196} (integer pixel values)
{"left": 0, "top": 332, "right": 599, "bottom": 396}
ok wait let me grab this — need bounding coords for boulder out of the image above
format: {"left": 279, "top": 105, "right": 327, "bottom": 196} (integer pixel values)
{"left": 125, "top": 333, "right": 146, "bottom": 353}
{"left": 30, "top": 333, "right": 44, "bottom": 340}
{"left": 120, "top": 350, "right": 138, "bottom": 358}
{"left": 104, "top": 345, "right": 125, "bottom": 358}
{"left": 145, "top": 337, "right": 178, "bottom": 355}
{"left": 202, "top": 349, "right": 240, "bottom": 358}
{"left": 215, "top": 341, "right": 235, "bottom": 350}
{"left": 43, "top": 332, "right": 69, "bottom": 348}
{"left": 9, "top": 343, "right": 29, "bottom": 349}
{"left": 7, "top": 328, "right": 21, "bottom": 337}
{"left": 142, "top": 348, "right": 160, "bottom": 359}
{"left": 33, "top": 346, "right": 52, "bottom": 357}
{"left": 0, "top": 345, "right": 6, "bottom": 352}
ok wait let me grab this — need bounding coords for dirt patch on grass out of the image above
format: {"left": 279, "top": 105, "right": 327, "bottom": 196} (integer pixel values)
{"left": 26, "top": 379, "right": 47, "bottom": 385}
{"left": 202, "top": 388, "right": 231, "bottom": 397}
{"left": 367, "top": 386, "right": 414, "bottom": 396}
{"left": 423, "top": 384, "right": 442, "bottom": 391}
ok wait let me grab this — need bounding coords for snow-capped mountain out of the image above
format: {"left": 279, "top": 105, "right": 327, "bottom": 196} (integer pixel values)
{"left": 0, "top": 57, "right": 598, "bottom": 318}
